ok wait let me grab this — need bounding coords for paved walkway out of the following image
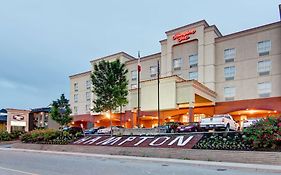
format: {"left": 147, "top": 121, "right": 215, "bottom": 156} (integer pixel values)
{"left": 12, "top": 143, "right": 281, "bottom": 165}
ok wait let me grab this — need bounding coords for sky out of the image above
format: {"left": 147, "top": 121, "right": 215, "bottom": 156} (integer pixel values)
{"left": 0, "top": 0, "right": 280, "bottom": 109}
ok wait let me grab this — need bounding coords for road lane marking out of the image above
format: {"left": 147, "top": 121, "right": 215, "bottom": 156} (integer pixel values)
{"left": 0, "top": 166, "right": 39, "bottom": 175}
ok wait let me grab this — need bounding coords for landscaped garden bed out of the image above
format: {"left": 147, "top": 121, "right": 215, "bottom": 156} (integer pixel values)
{"left": 20, "top": 129, "right": 82, "bottom": 145}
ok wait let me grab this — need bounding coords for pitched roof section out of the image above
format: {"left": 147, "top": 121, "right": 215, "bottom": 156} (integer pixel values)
{"left": 165, "top": 20, "right": 210, "bottom": 35}
{"left": 216, "top": 21, "right": 281, "bottom": 42}
{"left": 90, "top": 51, "right": 136, "bottom": 63}
{"left": 69, "top": 70, "right": 91, "bottom": 79}
{"left": 126, "top": 52, "right": 161, "bottom": 65}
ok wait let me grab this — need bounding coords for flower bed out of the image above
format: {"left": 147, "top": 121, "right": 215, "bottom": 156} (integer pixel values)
{"left": 243, "top": 116, "right": 281, "bottom": 150}
{"left": 193, "top": 133, "right": 251, "bottom": 150}
{"left": 20, "top": 129, "right": 83, "bottom": 145}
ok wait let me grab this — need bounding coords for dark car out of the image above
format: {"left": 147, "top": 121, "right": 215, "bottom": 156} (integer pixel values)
{"left": 84, "top": 126, "right": 105, "bottom": 135}
{"left": 164, "top": 122, "right": 183, "bottom": 133}
{"left": 176, "top": 122, "right": 200, "bottom": 133}
{"left": 63, "top": 126, "right": 83, "bottom": 135}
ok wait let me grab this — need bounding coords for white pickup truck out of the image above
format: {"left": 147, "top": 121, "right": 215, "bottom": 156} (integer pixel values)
{"left": 200, "top": 114, "right": 237, "bottom": 131}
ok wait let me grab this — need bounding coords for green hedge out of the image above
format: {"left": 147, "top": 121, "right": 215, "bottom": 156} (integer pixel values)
{"left": 20, "top": 129, "right": 82, "bottom": 145}
{"left": 0, "top": 130, "right": 25, "bottom": 141}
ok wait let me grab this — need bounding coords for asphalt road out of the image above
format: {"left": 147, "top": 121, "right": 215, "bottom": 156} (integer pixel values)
{"left": 0, "top": 149, "right": 279, "bottom": 175}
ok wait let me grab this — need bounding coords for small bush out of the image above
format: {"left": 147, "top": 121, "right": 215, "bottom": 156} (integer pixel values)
{"left": 243, "top": 116, "right": 281, "bottom": 150}
{"left": 0, "top": 131, "right": 11, "bottom": 141}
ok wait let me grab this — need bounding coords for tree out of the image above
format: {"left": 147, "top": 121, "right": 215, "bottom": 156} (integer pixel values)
{"left": 50, "top": 94, "right": 72, "bottom": 129}
{"left": 91, "top": 59, "right": 128, "bottom": 133}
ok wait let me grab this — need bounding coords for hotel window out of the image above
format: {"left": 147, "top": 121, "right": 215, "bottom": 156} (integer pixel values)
{"left": 85, "top": 104, "right": 90, "bottom": 113}
{"left": 189, "top": 54, "right": 198, "bottom": 68}
{"left": 131, "top": 70, "right": 137, "bottom": 81}
{"left": 86, "top": 92, "right": 91, "bottom": 101}
{"left": 131, "top": 83, "right": 137, "bottom": 89}
{"left": 224, "top": 66, "right": 235, "bottom": 81}
{"left": 257, "top": 40, "right": 271, "bottom": 56}
{"left": 86, "top": 80, "right": 91, "bottom": 90}
{"left": 74, "top": 83, "right": 78, "bottom": 92}
{"left": 189, "top": 71, "right": 198, "bottom": 80}
{"left": 150, "top": 66, "right": 157, "bottom": 78}
{"left": 224, "top": 87, "right": 235, "bottom": 101}
{"left": 258, "top": 82, "right": 271, "bottom": 97}
{"left": 224, "top": 48, "right": 236, "bottom": 63}
{"left": 173, "top": 58, "right": 182, "bottom": 71}
{"left": 257, "top": 60, "right": 271, "bottom": 76}
{"left": 74, "top": 106, "right": 78, "bottom": 114}
{"left": 74, "top": 94, "right": 78, "bottom": 103}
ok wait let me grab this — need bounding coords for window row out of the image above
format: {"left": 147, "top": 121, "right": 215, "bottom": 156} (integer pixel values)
{"left": 173, "top": 54, "right": 198, "bottom": 71}
{"left": 73, "top": 105, "right": 91, "bottom": 114}
{"left": 74, "top": 92, "right": 91, "bottom": 103}
{"left": 223, "top": 60, "right": 272, "bottom": 81}
{"left": 223, "top": 40, "right": 271, "bottom": 63}
{"left": 131, "top": 66, "right": 159, "bottom": 81}
{"left": 224, "top": 82, "right": 271, "bottom": 100}
{"left": 73, "top": 80, "right": 91, "bottom": 92}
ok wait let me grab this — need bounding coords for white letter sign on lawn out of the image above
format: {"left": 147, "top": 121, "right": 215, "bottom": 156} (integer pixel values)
{"left": 149, "top": 137, "right": 170, "bottom": 146}
{"left": 96, "top": 137, "right": 122, "bottom": 145}
{"left": 134, "top": 137, "right": 154, "bottom": 146}
{"left": 168, "top": 136, "right": 194, "bottom": 146}
{"left": 118, "top": 136, "right": 136, "bottom": 146}
{"left": 83, "top": 137, "right": 102, "bottom": 145}
{"left": 73, "top": 136, "right": 92, "bottom": 144}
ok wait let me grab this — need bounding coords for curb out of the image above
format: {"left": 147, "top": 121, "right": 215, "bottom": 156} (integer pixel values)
{"left": 1, "top": 147, "right": 281, "bottom": 173}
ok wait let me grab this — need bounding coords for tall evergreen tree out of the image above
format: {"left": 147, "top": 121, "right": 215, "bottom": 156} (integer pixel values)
{"left": 91, "top": 59, "right": 128, "bottom": 132}
{"left": 50, "top": 94, "right": 72, "bottom": 129}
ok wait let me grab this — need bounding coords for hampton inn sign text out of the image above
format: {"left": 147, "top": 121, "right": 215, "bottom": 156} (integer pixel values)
{"left": 173, "top": 29, "right": 196, "bottom": 42}
{"left": 73, "top": 135, "right": 202, "bottom": 149}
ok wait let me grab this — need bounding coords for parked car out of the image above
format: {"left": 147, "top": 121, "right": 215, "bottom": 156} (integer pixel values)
{"left": 176, "top": 122, "right": 200, "bottom": 133}
{"left": 200, "top": 114, "right": 237, "bottom": 131}
{"left": 84, "top": 126, "right": 105, "bottom": 135}
{"left": 164, "top": 122, "right": 183, "bottom": 133}
{"left": 97, "top": 126, "right": 124, "bottom": 134}
{"left": 63, "top": 126, "right": 83, "bottom": 135}
{"left": 243, "top": 119, "right": 260, "bottom": 129}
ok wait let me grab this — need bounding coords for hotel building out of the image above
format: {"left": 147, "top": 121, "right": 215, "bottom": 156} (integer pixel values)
{"left": 69, "top": 5, "right": 281, "bottom": 129}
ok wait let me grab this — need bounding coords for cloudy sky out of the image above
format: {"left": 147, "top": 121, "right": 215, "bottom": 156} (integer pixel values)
{"left": 0, "top": 0, "right": 280, "bottom": 109}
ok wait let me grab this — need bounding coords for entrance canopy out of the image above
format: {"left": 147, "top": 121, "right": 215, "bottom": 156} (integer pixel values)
{"left": 130, "top": 75, "right": 216, "bottom": 111}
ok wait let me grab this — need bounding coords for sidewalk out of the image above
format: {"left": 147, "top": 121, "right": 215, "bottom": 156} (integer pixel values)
{"left": 1, "top": 147, "right": 281, "bottom": 173}
{"left": 11, "top": 143, "right": 281, "bottom": 166}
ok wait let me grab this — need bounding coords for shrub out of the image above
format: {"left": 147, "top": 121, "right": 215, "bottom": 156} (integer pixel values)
{"left": 20, "top": 129, "right": 82, "bottom": 144}
{"left": 243, "top": 116, "right": 281, "bottom": 150}
{"left": 193, "top": 133, "right": 251, "bottom": 150}
{"left": 0, "top": 131, "right": 11, "bottom": 141}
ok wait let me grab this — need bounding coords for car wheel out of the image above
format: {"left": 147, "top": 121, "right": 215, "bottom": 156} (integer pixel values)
{"left": 194, "top": 128, "right": 198, "bottom": 132}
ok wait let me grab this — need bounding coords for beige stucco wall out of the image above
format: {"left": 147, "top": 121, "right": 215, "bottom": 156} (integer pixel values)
{"left": 215, "top": 23, "right": 281, "bottom": 102}
{"left": 69, "top": 72, "right": 92, "bottom": 115}
{"left": 70, "top": 19, "right": 281, "bottom": 116}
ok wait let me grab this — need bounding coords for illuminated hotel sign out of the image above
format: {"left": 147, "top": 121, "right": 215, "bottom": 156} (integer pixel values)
{"left": 73, "top": 134, "right": 202, "bottom": 149}
{"left": 173, "top": 29, "right": 196, "bottom": 42}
